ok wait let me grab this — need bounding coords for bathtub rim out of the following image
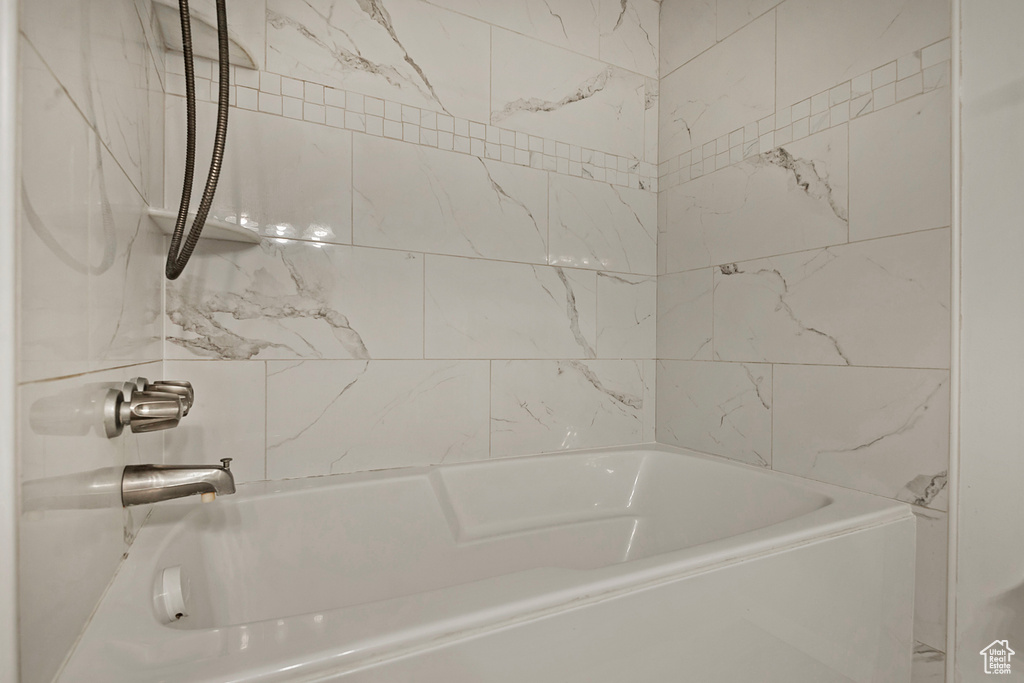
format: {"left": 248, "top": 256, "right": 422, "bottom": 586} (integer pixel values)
{"left": 59, "top": 443, "right": 916, "bottom": 683}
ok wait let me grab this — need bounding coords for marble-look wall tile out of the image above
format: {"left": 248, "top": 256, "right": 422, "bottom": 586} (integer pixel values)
{"left": 491, "top": 28, "right": 646, "bottom": 160}
{"left": 425, "top": 255, "right": 597, "bottom": 359}
{"left": 716, "top": 0, "right": 784, "bottom": 41}
{"left": 163, "top": 360, "right": 267, "bottom": 483}
{"left": 661, "top": 125, "right": 848, "bottom": 273}
{"left": 644, "top": 77, "right": 658, "bottom": 164}
{"left": 641, "top": 358, "right": 656, "bottom": 442}
{"left": 850, "top": 88, "right": 951, "bottom": 241}
{"left": 656, "top": 360, "right": 772, "bottom": 467}
{"left": 18, "top": 363, "right": 161, "bottom": 683}
{"left": 659, "top": 12, "right": 774, "bottom": 160}
{"left": 267, "top": 0, "right": 491, "bottom": 120}
{"left": 491, "top": 360, "right": 648, "bottom": 457}
{"left": 427, "top": 0, "right": 600, "bottom": 58}
{"left": 20, "top": 46, "right": 163, "bottom": 383}
{"left": 354, "top": 135, "right": 548, "bottom": 264}
{"left": 549, "top": 175, "right": 657, "bottom": 275}
{"left": 596, "top": 273, "right": 656, "bottom": 358}
{"left": 776, "top": 0, "right": 950, "bottom": 107}
{"left": 21, "top": 0, "right": 160, "bottom": 200}
{"left": 913, "top": 507, "right": 948, "bottom": 652}
{"left": 713, "top": 228, "right": 950, "bottom": 369}
{"left": 912, "top": 643, "right": 945, "bottom": 683}
{"left": 659, "top": 0, "right": 715, "bottom": 76}
{"left": 166, "top": 98, "right": 353, "bottom": 243}
{"left": 657, "top": 269, "right": 713, "bottom": 361}
{"left": 773, "top": 365, "right": 949, "bottom": 510}
{"left": 166, "top": 240, "right": 424, "bottom": 360}
{"left": 266, "top": 360, "right": 489, "bottom": 477}
{"left": 598, "top": 0, "right": 659, "bottom": 79}
{"left": 143, "top": 50, "right": 165, "bottom": 205}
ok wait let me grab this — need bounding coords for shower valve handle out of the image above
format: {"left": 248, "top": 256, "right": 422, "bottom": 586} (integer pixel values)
{"left": 103, "top": 378, "right": 192, "bottom": 437}
{"left": 146, "top": 380, "right": 194, "bottom": 416}
{"left": 121, "top": 390, "right": 184, "bottom": 434}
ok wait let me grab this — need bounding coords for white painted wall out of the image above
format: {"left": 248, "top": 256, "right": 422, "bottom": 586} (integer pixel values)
{"left": 953, "top": 0, "right": 1024, "bottom": 680}
{"left": 0, "top": 0, "right": 20, "bottom": 678}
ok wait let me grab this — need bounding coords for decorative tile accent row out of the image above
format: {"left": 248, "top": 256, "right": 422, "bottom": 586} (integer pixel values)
{"left": 658, "top": 38, "right": 952, "bottom": 191}
{"left": 164, "top": 55, "right": 658, "bottom": 193}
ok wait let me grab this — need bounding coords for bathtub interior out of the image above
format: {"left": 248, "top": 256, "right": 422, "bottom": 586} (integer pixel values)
{"left": 156, "top": 450, "right": 832, "bottom": 630}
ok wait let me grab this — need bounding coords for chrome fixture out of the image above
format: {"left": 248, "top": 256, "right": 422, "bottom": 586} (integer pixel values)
{"left": 122, "top": 458, "right": 235, "bottom": 506}
{"left": 103, "top": 377, "right": 195, "bottom": 437}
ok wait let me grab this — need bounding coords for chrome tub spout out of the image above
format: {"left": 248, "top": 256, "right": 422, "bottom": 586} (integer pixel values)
{"left": 122, "top": 458, "right": 235, "bottom": 506}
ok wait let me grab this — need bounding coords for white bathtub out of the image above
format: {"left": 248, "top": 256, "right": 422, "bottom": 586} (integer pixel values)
{"left": 60, "top": 445, "right": 915, "bottom": 682}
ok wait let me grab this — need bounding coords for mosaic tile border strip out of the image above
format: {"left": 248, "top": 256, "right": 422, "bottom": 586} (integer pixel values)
{"left": 657, "top": 38, "right": 953, "bottom": 192}
{"left": 165, "top": 57, "right": 658, "bottom": 193}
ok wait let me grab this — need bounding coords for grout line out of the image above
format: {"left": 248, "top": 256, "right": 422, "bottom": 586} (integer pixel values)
{"left": 655, "top": 224, "right": 950, "bottom": 278}
{"left": 680, "top": 443, "right": 951, "bottom": 514}
{"left": 253, "top": 230, "right": 660, "bottom": 279}
{"left": 18, "top": 360, "right": 162, "bottom": 387}
{"left": 268, "top": 358, "right": 272, "bottom": 481}
{"left": 20, "top": 34, "right": 153, "bottom": 207}
{"left": 158, "top": 357, "right": 951, "bottom": 372}
{"left": 769, "top": 363, "right": 774, "bottom": 469}
{"left": 657, "top": 224, "right": 951, "bottom": 278}
{"left": 658, "top": 38, "right": 952, "bottom": 191}
{"left": 165, "top": 59, "right": 659, "bottom": 192}
{"left": 652, "top": 358, "right": 952, "bottom": 373}
{"left": 661, "top": 0, "right": 782, "bottom": 83}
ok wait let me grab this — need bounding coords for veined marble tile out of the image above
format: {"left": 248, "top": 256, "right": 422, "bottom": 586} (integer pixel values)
{"left": 777, "top": 0, "right": 950, "bottom": 107}
{"left": 163, "top": 360, "right": 266, "bottom": 483}
{"left": 267, "top": 0, "right": 490, "bottom": 120}
{"left": 773, "top": 365, "right": 950, "bottom": 510}
{"left": 166, "top": 240, "right": 424, "bottom": 360}
{"left": 659, "top": 12, "right": 775, "bottom": 160}
{"left": 166, "top": 98, "right": 353, "bottom": 244}
{"left": 19, "top": 46, "right": 163, "bottom": 383}
{"left": 354, "top": 135, "right": 548, "bottom": 263}
{"left": 912, "top": 642, "right": 945, "bottom": 683}
{"left": 266, "top": 359, "right": 489, "bottom": 477}
{"left": 659, "top": 0, "right": 715, "bottom": 76}
{"left": 850, "top": 88, "right": 951, "bottom": 241}
{"left": 661, "top": 125, "right": 849, "bottom": 273}
{"left": 18, "top": 363, "right": 161, "bottom": 683}
{"left": 21, "top": 0, "right": 160, "bottom": 201}
{"left": 598, "top": 0, "right": 659, "bottom": 78}
{"left": 914, "top": 507, "right": 948, "bottom": 652}
{"left": 596, "top": 273, "right": 656, "bottom": 358}
{"left": 424, "top": 255, "right": 597, "bottom": 359}
{"left": 717, "top": 0, "right": 784, "bottom": 40}
{"left": 657, "top": 269, "right": 713, "bottom": 360}
{"left": 549, "top": 175, "right": 656, "bottom": 275}
{"left": 491, "top": 360, "right": 647, "bottom": 457}
{"left": 713, "top": 228, "right": 950, "bottom": 368}
{"left": 427, "top": 0, "right": 600, "bottom": 58}
{"left": 491, "top": 28, "right": 646, "bottom": 160}
{"left": 656, "top": 360, "right": 772, "bottom": 467}
{"left": 644, "top": 77, "right": 659, "bottom": 164}
{"left": 143, "top": 50, "right": 165, "bottom": 205}
{"left": 641, "top": 358, "right": 655, "bottom": 442}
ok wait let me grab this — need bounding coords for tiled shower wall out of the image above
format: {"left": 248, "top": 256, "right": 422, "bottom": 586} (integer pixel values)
{"left": 655, "top": 0, "right": 951, "bottom": 677}
{"left": 161, "top": 0, "right": 661, "bottom": 481}
{"left": 16, "top": 0, "right": 165, "bottom": 681}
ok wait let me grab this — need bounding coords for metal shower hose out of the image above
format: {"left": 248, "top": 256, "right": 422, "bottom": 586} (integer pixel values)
{"left": 165, "top": 0, "right": 230, "bottom": 280}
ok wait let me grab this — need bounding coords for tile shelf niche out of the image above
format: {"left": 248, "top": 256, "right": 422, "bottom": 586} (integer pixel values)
{"left": 153, "top": 0, "right": 259, "bottom": 70}
{"left": 147, "top": 207, "right": 262, "bottom": 244}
